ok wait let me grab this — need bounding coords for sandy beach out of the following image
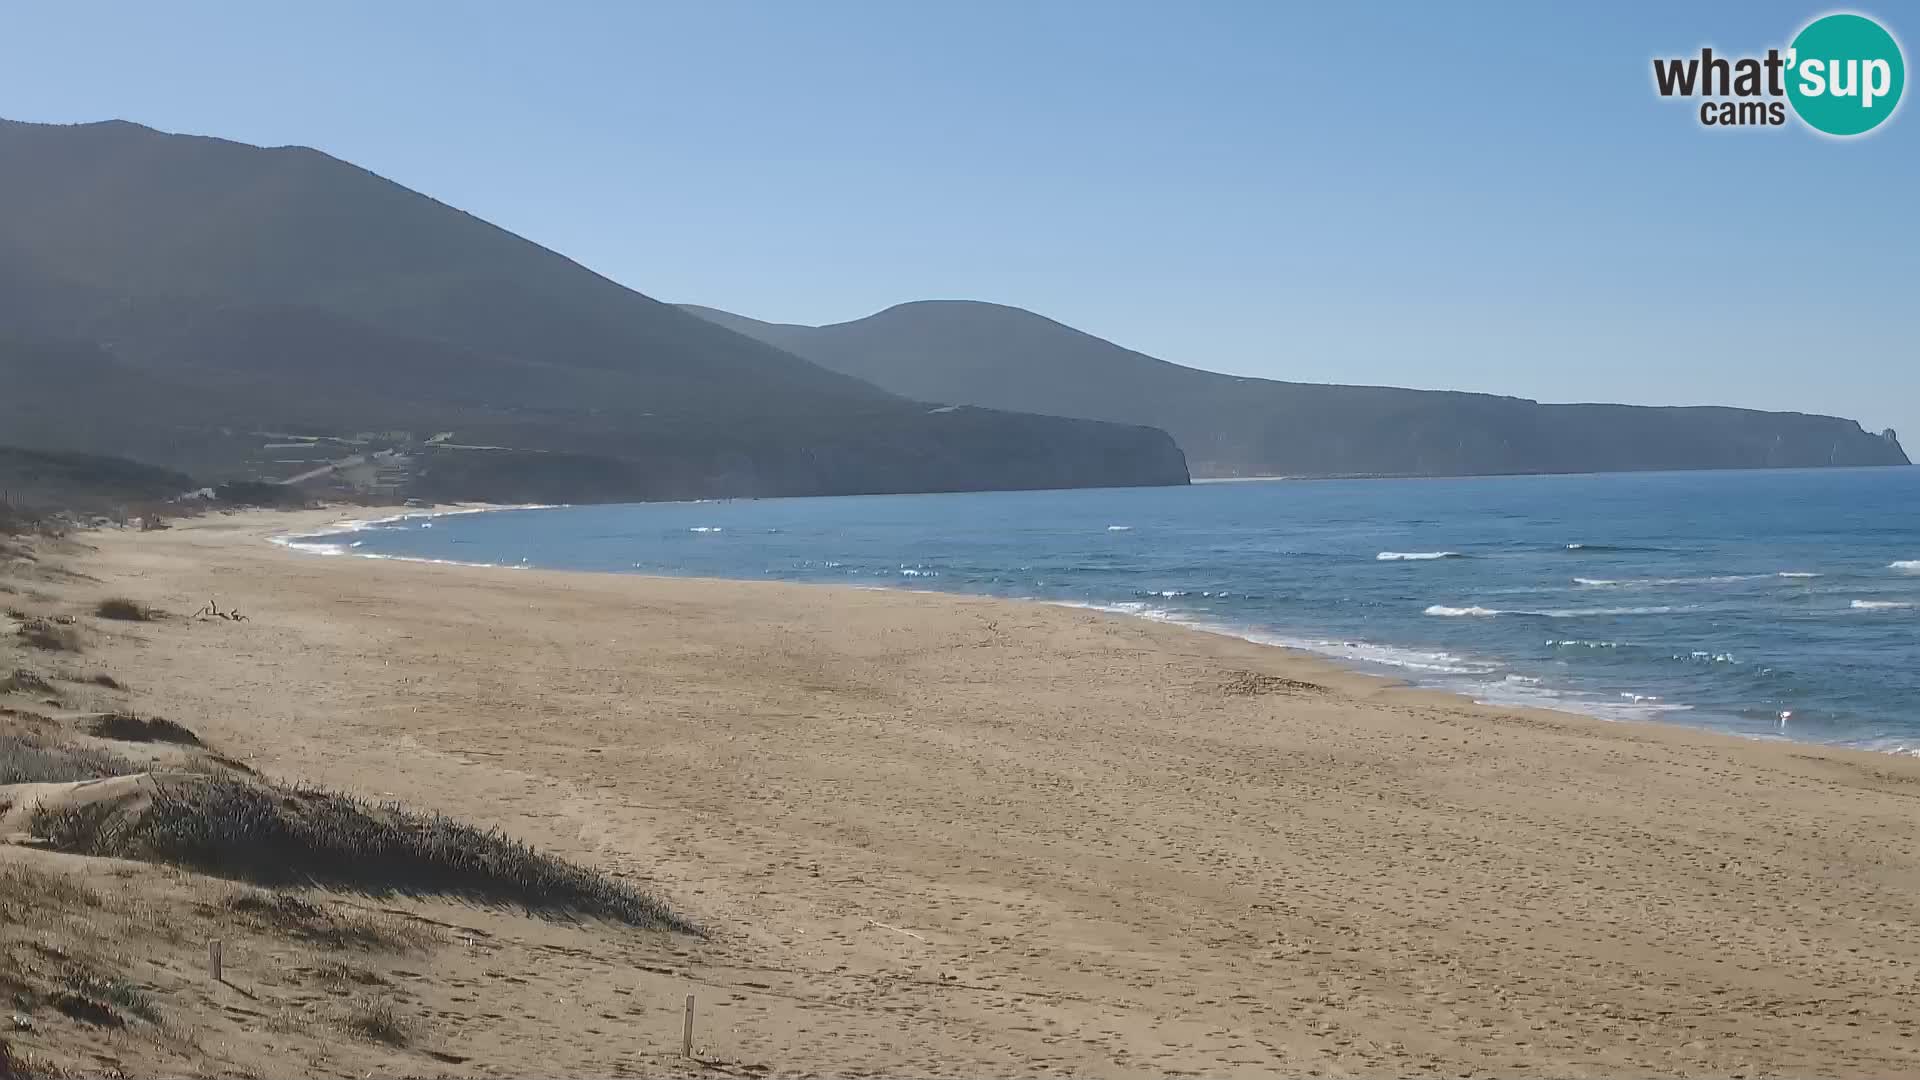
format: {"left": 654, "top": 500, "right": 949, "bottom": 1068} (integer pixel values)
{"left": 8, "top": 506, "right": 1920, "bottom": 1077}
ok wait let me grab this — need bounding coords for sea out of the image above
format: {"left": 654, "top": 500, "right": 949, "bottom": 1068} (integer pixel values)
{"left": 284, "top": 466, "right": 1920, "bottom": 754}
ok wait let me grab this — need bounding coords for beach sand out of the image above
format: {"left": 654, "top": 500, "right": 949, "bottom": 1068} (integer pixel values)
{"left": 8, "top": 506, "right": 1920, "bottom": 1077}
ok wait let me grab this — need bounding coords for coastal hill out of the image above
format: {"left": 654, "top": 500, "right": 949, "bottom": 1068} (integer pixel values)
{"left": 0, "top": 119, "right": 1188, "bottom": 501}
{"left": 683, "top": 300, "right": 1910, "bottom": 478}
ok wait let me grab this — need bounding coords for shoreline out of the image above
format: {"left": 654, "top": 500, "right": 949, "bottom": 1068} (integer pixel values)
{"left": 118, "top": 505, "right": 1920, "bottom": 780}
{"left": 278, "top": 502, "right": 1911, "bottom": 758}
{"left": 15, "top": 504, "right": 1920, "bottom": 1075}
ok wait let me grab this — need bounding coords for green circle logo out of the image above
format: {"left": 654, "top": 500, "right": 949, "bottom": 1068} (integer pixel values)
{"left": 1786, "top": 13, "right": 1905, "bottom": 136}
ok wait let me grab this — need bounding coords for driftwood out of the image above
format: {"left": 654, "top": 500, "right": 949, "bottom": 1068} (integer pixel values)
{"left": 192, "top": 599, "right": 249, "bottom": 622}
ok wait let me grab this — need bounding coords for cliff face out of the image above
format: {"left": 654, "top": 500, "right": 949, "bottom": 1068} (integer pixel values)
{"left": 0, "top": 120, "right": 1187, "bottom": 499}
{"left": 684, "top": 302, "right": 1910, "bottom": 478}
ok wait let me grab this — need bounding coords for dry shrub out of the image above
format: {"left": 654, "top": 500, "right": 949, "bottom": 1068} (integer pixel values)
{"left": 222, "top": 889, "right": 438, "bottom": 952}
{"left": 341, "top": 996, "right": 409, "bottom": 1045}
{"left": 15, "top": 620, "right": 79, "bottom": 654}
{"left": 0, "top": 1035, "right": 61, "bottom": 1079}
{"left": 0, "top": 733, "right": 136, "bottom": 785}
{"left": 2, "top": 670, "right": 55, "bottom": 696}
{"left": 91, "top": 598, "right": 152, "bottom": 622}
{"left": 35, "top": 776, "right": 694, "bottom": 931}
{"left": 83, "top": 713, "right": 200, "bottom": 747}
{"left": 54, "top": 968, "right": 158, "bottom": 1025}
{"left": 0, "top": 863, "right": 103, "bottom": 925}
{"left": 313, "top": 959, "right": 387, "bottom": 986}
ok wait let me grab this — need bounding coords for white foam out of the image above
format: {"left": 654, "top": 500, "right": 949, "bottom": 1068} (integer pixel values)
{"left": 1891, "top": 561, "right": 1920, "bottom": 573}
{"left": 1470, "top": 680, "right": 1694, "bottom": 722}
{"left": 1106, "top": 525, "right": 1133, "bottom": 532}
{"left": 1054, "top": 603, "right": 1494, "bottom": 676}
{"left": 1429, "top": 604, "right": 1681, "bottom": 618}
{"left": 269, "top": 503, "right": 565, "bottom": 556}
{"left": 333, "top": 551, "right": 530, "bottom": 571}
{"left": 1574, "top": 574, "right": 1766, "bottom": 588}
{"left": 1260, "top": 637, "right": 1496, "bottom": 675}
{"left": 1540, "top": 606, "right": 1681, "bottom": 617}
{"left": 688, "top": 526, "right": 723, "bottom": 533}
{"left": 1378, "top": 551, "right": 1462, "bottom": 561}
{"left": 1059, "top": 600, "right": 1711, "bottom": 728}
{"left": 1056, "top": 599, "right": 1184, "bottom": 623}
{"left": 1851, "top": 599, "right": 1914, "bottom": 610}
{"left": 1777, "top": 571, "right": 1822, "bottom": 579}
{"left": 276, "top": 538, "right": 348, "bottom": 556}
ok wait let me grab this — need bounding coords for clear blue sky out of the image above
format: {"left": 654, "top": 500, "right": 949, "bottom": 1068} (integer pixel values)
{"left": 5, "top": 2, "right": 1915, "bottom": 441}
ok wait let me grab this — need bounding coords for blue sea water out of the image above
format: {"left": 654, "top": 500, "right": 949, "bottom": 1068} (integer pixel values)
{"left": 289, "top": 467, "right": 1920, "bottom": 753}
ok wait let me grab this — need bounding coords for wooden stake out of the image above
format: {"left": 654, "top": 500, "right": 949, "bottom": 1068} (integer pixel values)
{"left": 208, "top": 939, "right": 223, "bottom": 982}
{"left": 682, "top": 993, "right": 695, "bottom": 1058}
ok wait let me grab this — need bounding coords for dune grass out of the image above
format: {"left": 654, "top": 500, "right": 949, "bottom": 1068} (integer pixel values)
{"left": 92, "top": 598, "right": 153, "bottom": 622}
{"left": 0, "top": 733, "right": 137, "bottom": 786}
{"left": 15, "top": 619, "right": 80, "bottom": 653}
{"left": 32, "top": 775, "right": 696, "bottom": 932}
{"left": 341, "top": 996, "right": 411, "bottom": 1045}
{"left": 2, "top": 669, "right": 56, "bottom": 696}
{"left": 222, "top": 888, "right": 441, "bottom": 952}
{"left": 0, "top": 1034, "right": 58, "bottom": 1079}
{"left": 0, "top": 861, "right": 103, "bottom": 924}
{"left": 57, "top": 968, "right": 160, "bottom": 1025}
{"left": 84, "top": 713, "right": 200, "bottom": 746}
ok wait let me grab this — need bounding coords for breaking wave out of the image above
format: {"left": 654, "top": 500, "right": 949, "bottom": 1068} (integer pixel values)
{"left": 1424, "top": 605, "right": 1503, "bottom": 617}
{"left": 1427, "top": 604, "right": 1682, "bottom": 618}
{"left": 1573, "top": 574, "right": 1769, "bottom": 587}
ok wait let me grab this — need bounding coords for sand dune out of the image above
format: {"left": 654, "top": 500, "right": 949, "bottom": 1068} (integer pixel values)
{"left": 7, "top": 506, "right": 1920, "bottom": 1077}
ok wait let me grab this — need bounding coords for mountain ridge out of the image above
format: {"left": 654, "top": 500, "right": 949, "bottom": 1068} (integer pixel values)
{"left": 680, "top": 300, "right": 1909, "bottom": 478}
{"left": 0, "top": 119, "right": 1189, "bottom": 500}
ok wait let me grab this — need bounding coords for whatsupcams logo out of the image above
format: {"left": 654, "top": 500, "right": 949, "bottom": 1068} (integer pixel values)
{"left": 1653, "top": 12, "right": 1905, "bottom": 135}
